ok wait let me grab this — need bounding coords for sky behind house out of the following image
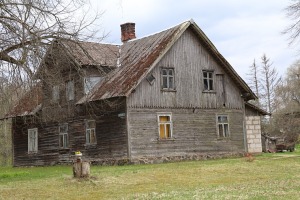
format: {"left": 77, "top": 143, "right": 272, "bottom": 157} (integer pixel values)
{"left": 90, "top": 0, "right": 297, "bottom": 80}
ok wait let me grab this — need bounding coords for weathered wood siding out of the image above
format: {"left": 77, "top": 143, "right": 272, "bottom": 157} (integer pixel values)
{"left": 128, "top": 28, "right": 244, "bottom": 109}
{"left": 13, "top": 99, "right": 128, "bottom": 166}
{"left": 127, "top": 108, "right": 245, "bottom": 159}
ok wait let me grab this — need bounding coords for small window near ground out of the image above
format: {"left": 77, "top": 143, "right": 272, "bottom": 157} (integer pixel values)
{"left": 84, "top": 77, "right": 102, "bottom": 94}
{"left": 217, "top": 115, "right": 229, "bottom": 138}
{"left": 59, "top": 124, "right": 68, "bottom": 149}
{"left": 28, "top": 128, "right": 38, "bottom": 153}
{"left": 86, "top": 120, "right": 96, "bottom": 144}
{"left": 203, "top": 70, "right": 214, "bottom": 91}
{"left": 66, "top": 80, "right": 74, "bottom": 101}
{"left": 161, "top": 68, "right": 175, "bottom": 90}
{"left": 158, "top": 114, "right": 172, "bottom": 139}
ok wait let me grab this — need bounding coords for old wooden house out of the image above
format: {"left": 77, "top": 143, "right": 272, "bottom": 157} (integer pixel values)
{"left": 5, "top": 20, "right": 267, "bottom": 166}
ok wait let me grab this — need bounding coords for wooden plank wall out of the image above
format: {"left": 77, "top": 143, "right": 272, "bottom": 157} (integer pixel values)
{"left": 128, "top": 29, "right": 244, "bottom": 109}
{"left": 127, "top": 108, "right": 245, "bottom": 159}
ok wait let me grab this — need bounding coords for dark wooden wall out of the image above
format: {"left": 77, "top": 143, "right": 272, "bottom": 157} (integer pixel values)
{"left": 12, "top": 99, "right": 128, "bottom": 166}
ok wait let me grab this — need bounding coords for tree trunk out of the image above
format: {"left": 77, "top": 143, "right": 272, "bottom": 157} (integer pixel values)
{"left": 73, "top": 161, "right": 90, "bottom": 178}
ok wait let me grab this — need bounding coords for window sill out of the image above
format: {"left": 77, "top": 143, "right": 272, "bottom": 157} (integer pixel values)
{"left": 202, "top": 90, "right": 216, "bottom": 94}
{"left": 217, "top": 137, "right": 231, "bottom": 141}
{"left": 28, "top": 151, "right": 38, "bottom": 155}
{"left": 157, "top": 138, "right": 176, "bottom": 142}
{"left": 161, "top": 89, "right": 176, "bottom": 92}
{"left": 84, "top": 143, "right": 97, "bottom": 148}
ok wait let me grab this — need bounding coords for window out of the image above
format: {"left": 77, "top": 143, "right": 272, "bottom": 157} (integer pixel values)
{"left": 203, "top": 70, "right": 214, "bottom": 91}
{"left": 86, "top": 120, "right": 96, "bottom": 144}
{"left": 59, "top": 124, "right": 68, "bottom": 149}
{"left": 66, "top": 80, "right": 74, "bottom": 101}
{"left": 84, "top": 76, "right": 102, "bottom": 94}
{"left": 217, "top": 115, "right": 229, "bottom": 138}
{"left": 146, "top": 73, "right": 156, "bottom": 85}
{"left": 161, "top": 68, "right": 175, "bottom": 90}
{"left": 158, "top": 114, "right": 172, "bottom": 139}
{"left": 52, "top": 85, "right": 59, "bottom": 101}
{"left": 28, "top": 128, "right": 38, "bottom": 153}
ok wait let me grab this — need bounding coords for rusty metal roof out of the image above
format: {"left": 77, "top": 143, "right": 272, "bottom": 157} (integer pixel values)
{"left": 4, "top": 84, "right": 42, "bottom": 118}
{"left": 61, "top": 41, "right": 119, "bottom": 67}
{"left": 77, "top": 21, "right": 188, "bottom": 103}
{"left": 7, "top": 19, "right": 257, "bottom": 117}
{"left": 77, "top": 20, "right": 256, "bottom": 103}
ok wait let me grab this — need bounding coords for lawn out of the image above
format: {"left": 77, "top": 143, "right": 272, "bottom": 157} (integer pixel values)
{"left": 1, "top": 149, "right": 300, "bottom": 200}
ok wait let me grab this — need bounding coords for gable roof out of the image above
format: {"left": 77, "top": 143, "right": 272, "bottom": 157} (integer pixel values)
{"left": 77, "top": 19, "right": 256, "bottom": 104}
{"left": 6, "top": 19, "right": 257, "bottom": 118}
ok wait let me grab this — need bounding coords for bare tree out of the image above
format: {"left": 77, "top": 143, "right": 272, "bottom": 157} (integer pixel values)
{"left": 246, "top": 59, "right": 261, "bottom": 106}
{"left": 0, "top": 0, "right": 102, "bottom": 78}
{"left": 284, "top": 0, "right": 300, "bottom": 46}
{"left": 260, "top": 54, "right": 280, "bottom": 114}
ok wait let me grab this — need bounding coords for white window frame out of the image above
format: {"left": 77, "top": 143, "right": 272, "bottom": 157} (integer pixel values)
{"left": 157, "top": 113, "right": 173, "bottom": 139}
{"left": 161, "top": 68, "right": 175, "bottom": 90}
{"left": 28, "top": 128, "right": 38, "bottom": 153}
{"left": 52, "top": 85, "right": 60, "bottom": 102}
{"left": 66, "top": 80, "right": 74, "bottom": 101}
{"left": 203, "top": 70, "right": 214, "bottom": 91}
{"left": 85, "top": 120, "right": 96, "bottom": 145}
{"left": 84, "top": 76, "right": 102, "bottom": 94}
{"left": 217, "top": 115, "right": 230, "bottom": 138}
{"left": 59, "top": 124, "right": 68, "bottom": 149}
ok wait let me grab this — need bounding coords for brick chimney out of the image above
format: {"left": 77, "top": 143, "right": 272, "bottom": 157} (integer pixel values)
{"left": 120, "top": 22, "right": 136, "bottom": 42}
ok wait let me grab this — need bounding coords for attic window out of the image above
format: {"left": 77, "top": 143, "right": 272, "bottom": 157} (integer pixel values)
{"left": 203, "top": 70, "right": 214, "bottom": 91}
{"left": 146, "top": 74, "right": 155, "bottom": 85}
{"left": 84, "top": 76, "right": 102, "bottom": 94}
{"left": 161, "top": 68, "right": 175, "bottom": 90}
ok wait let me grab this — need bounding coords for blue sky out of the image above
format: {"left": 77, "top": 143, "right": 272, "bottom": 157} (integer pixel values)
{"left": 90, "top": 0, "right": 297, "bottom": 79}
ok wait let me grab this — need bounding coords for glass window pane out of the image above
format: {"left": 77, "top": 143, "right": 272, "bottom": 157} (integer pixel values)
{"left": 90, "top": 129, "right": 96, "bottom": 143}
{"left": 204, "top": 79, "right": 208, "bottom": 90}
{"left": 159, "top": 116, "right": 170, "bottom": 122}
{"left": 59, "top": 135, "right": 63, "bottom": 148}
{"left": 169, "top": 77, "right": 173, "bottom": 89}
{"left": 162, "top": 69, "right": 167, "bottom": 75}
{"left": 203, "top": 71, "right": 207, "bottom": 78}
{"left": 209, "top": 80, "right": 213, "bottom": 90}
{"left": 219, "top": 124, "right": 223, "bottom": 137}
{"left": 166, "top": 124, "right": 171, "bottom": 138}
{"left": 208, "top": 72, "right": 212, "bottom": 78}
{"left": 86, "top": 130, "right": 91, "bottom": 143}
{"left": 168, "top": 69, "right": 173, "bottom": 75}
{"left": 159, "top": 124, "right": 165, "bottom": 139}
{"left": 162, "top": 77, "right": 168, "bottom": 88}
{"left": 224, "top": 124, "right": 229, "bottom": 137}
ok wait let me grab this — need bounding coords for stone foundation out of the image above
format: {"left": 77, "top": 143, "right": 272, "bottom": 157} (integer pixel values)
{"left": 81, "top": 152, "right": 245, "bottom": 166}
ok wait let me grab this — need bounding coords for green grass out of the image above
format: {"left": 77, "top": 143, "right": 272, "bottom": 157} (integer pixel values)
{"left": 1, "top": 148, "right": 300, "bottom": 200}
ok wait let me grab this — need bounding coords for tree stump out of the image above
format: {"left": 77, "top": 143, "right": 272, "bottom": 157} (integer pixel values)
{"left": 73, "top": 161, "right": 90, "bottom": 178}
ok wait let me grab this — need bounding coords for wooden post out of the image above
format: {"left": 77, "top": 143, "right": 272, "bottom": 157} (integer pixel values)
{"left": 73, "top": 161, "right": 90, "bottom": 178}
{"left": 73, "top": 152, "right": 90, "bottom": 178}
